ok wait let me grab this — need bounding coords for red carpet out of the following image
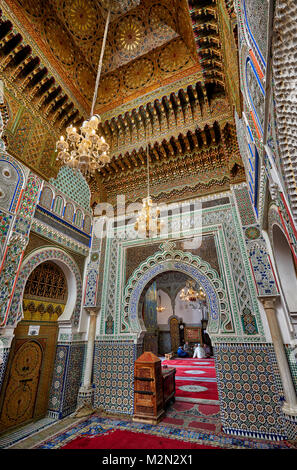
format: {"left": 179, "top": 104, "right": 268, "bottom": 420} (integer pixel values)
{"left": 168, "top": 367, "right": 217, "bottom": 378}
{"left": 162, "top": 358, "right": 219, "bottom": 401}
{"left": 59, "top": 358, "right": 221, "bottom": 449}
{"left": 62, "top": 429, "right": 220, "bottom": 449}
{"left": 175, "top": 379, "right": 219, "bottom": 400}
{"left": 162, "top": 358, "right": 215, "bottom": 367}
{"left": 160, "top": 401, "right": 222, "bottom": 434}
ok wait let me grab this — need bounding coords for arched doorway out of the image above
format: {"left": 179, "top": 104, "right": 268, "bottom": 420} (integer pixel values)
{"left": 138, "top": 270, "right": 211, "bottom": 357}
{"left": 272, "top": 224, "right": 297, "bottom": 326}
{"left": 0, "top": 261, "right": 67, "bottom": 433}
{"left": 124, "top": 249, "right": 222, "bottom": 431}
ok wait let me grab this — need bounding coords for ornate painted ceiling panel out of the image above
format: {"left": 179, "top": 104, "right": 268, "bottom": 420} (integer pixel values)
{"left": 0, "top": 0, "right": 244, "bottom": 203}
{"left": 4, "top": 0, "right": 199, "bottom": 113}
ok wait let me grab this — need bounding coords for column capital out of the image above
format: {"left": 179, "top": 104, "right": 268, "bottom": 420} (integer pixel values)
{"left": 85, "top": 307, "right": 100, "bottom": 317}
{"left": 258, "top": 295, "right": 279, "bottom": 310}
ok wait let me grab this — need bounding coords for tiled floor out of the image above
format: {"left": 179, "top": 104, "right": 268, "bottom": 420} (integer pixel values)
{"left": 0, "top": 417, "right": 56, "bottom": 449}
{"left": 1, "top": 415, "right": 83, "bottom": 449}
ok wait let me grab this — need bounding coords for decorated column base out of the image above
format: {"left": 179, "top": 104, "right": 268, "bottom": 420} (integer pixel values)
{"left": 283, "top": 413, "right": 297, "bottom": 440}
{"left": 48, "top": 341, "right": 85, "bottom": 419}
{"left": 75, "top": 385, "right": 95, "bottom": 417}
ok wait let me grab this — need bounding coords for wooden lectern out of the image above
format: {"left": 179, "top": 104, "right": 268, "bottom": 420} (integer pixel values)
{"left": 133, "top": 352, "right": 165, "bottom": 424}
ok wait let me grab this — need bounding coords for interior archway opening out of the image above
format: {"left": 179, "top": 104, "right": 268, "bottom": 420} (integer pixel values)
{"left": 136, "top": 269, "right": 220, "bottom": 432}
{"left": 137, "top": 270, "right": 213, "bottom": 359}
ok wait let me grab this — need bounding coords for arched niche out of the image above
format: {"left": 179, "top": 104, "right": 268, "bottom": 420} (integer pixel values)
{"left": 23, "top": 261, "right": 68, "bottom": 322}
{"left": 64, "top": 202, "right": 74, "bottom": 223}
{"left": 272, "top": 224, "right": 297, "bottom": 320}
{"left": 8, "top": 247, "right": 82, "bottom": 328}
{"left": 52, "top": 195, "right": 64, "bottom": 216}
{"left": 74, "top": 209, "right": 83, "bottom": 228}
{"left": 39, "top": 185, "right": 53, "bottom": 210}
{"left": 83, "top": 215, "right": 92, "bottom": 234}
{"left": 136, "top": 270, "right": 208, "bottom": 330}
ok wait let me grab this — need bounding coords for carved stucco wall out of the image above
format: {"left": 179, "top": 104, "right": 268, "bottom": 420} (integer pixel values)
{"left": 235, "top": 0, "right": 268, "bottom": 218}
{"left": 94, "top": 189, "right": 268, "bottom": 344}
{"left": 272, "top": 0, "right": 297, "bottom": 222}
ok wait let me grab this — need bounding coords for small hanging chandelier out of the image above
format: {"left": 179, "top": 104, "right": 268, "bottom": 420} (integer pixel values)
{"left": 134, "top": 141, "right": 164, "bottom": 238}
{"left": 55, "top": 6, "right": 112, "bottom": 178}
{"left": 156, "top": 294, "right": 165, "bottom": 313}
{"left": 180, "top": 281, "right": 206, "bottom": 302}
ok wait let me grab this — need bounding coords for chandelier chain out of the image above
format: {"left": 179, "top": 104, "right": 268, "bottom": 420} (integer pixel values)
{"left": 91, "top": 6, "right": 111, "bottom": 117}
{"left": 55, "top": 3, "right": 112, "bottom": 178}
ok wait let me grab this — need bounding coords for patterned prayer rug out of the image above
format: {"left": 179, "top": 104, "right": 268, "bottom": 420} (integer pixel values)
{"left": 161, "top": 401, "right": 222, "bottom": 434}
{"left": 162, "top": 358, "right": 215, "bottom": 367}
{"left": 162, "top": 357, "right": 219, "bottom": 401}
{"left": 167, "top": 367, "right": 217, "bottom": 378}
{"left": 34, "top": 415, "right": 294, "bottom": 450}
{"left": 174, "top": 379, "right": 219, "bottom": 400}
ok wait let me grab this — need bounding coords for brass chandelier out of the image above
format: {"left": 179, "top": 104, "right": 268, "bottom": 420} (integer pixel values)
{"left": 55, "top": 6, "right": 112, "bottom": 178}
{"left": 179, "top": 280, "right": 206, "bottom": 302}
{"left": 134, "top": 141, "right": 164, "bottom": 238}
{"left": 156, "top": 294, "right": 165, "bottom": 313}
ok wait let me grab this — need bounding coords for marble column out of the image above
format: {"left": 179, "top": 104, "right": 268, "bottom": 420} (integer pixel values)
{"left": 75, "top": 307, "right": 99, "bottom": 417}
{"left": 259, "top": 296, "right": 297, "bottom": 417}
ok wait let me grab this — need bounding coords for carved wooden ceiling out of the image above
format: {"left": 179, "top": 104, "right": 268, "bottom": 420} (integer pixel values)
{"left": 0, "top": 0, "right": 243, "bottom": 204}
{"left": 1, "top": 0, "right": 199, "bottom": 114}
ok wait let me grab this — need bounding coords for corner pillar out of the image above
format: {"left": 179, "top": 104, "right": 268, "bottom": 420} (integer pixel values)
{"left": 75, "top": 307, "right": 99, "bottom": 417}
{"left": 259, "top": 296, "right": 297, "bottom": 417}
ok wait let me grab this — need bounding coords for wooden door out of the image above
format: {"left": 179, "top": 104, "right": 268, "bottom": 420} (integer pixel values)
{"left": 169, "top": 317, "right": 180, "bottom": 353}
{"left": 0, "top": 341, "right": 42, "bottom": 432}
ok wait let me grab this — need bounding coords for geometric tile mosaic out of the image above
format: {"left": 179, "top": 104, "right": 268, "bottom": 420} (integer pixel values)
{"left": 0, "top": 211, "right": 12, "bottom": 246}
{"left": 214, "top": 343, "right": 287, "bottom": 440}
{"left": 285, "top": 345, "right": 297, "bottom": 394}
{"left": 61, "top": 342, "right": 85, "bottom": 418}
{"left": 49, "top": 166, "right": 91, "bottom": 212}
{"left": 0, "top": 348, "right": 10, "bottom": 392}
{"left": 48, "top": 344, "right": 69, "bottom": 418}
{"left": 93, "top": 341, "right": 136, "bottom": 415}
{"left": 233, "top": 186, "right": 257, "bottom": 226}
{"left": 48, "top": 342, "right": 85, "bottom": 419}
{"left": 248, "top": 242, "right": 279, "bottom": 297}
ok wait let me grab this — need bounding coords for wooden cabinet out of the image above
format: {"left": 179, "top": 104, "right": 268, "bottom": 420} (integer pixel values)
{"left": 133, "top": 352, "right": 177, "bottom": 424}
{"left": 133, "top": 352, "right": 165, "bottom": 424}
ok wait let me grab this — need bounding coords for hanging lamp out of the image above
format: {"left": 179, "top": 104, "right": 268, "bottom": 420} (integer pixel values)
{"left": 134, "top": 136, "right": 164, "bottom": 238}
{"left": 55, "top": 4, "right": 113, "bottom": 178}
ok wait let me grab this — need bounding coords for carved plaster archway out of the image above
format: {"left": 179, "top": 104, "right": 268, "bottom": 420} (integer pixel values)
{"left": 8, "top": 247, "right": 83, "bottom": 328}
{"left": 123, "top": 243, "right": 232, "bottom": 338}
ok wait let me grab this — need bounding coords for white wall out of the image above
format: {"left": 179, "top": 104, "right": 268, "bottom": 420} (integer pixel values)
{"left": 175, "top": 295, "right": 204, "bottom": 325}
{"left": 157, "top": 288, "right": 207, "bottom": 326}
{"left": 156, "top": 290, "right": 173, "bottom": 325}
